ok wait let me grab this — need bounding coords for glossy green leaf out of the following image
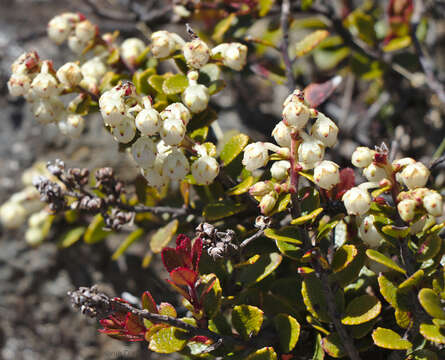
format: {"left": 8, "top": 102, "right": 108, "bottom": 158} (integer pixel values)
{"left": 203, "top": 200, "right": 247, "bottom": 221}
{"left": 132, "top": 68, "right": 155, "bottom": 94}
{"left": 350, "top": 11, "right": 376, "bottom": 45}
{"left": 200, "top": 274, "right": 222, "bottom": 320}
{"left": 212, "top": 13, "right": 236, "bottom": 42}
{"left": 419, "top": 323, "right": 445, "bottom": 344}
{"left": 273, "top": 313, "right": 300, "bottom": 353}
{"left": 190, "top": 126, "right": 209, "bottom": 143}
{"left": 349, "top": 319, "right": 377, "bottom": 339}
{"left": 162, "top": 73, "right": 188, "bottom": 95}
{"left": 84, "top": 214, "right": 110, "bottom": 244}
{"left": 246, "top": 347, "right": 278, "bottom": 360}
{"left": 57, "top": 226, "right": 86, "bottom": 248}
{"left": 112, "top": 228, "right": 144, "bottom": 260}
{"left": 417, "top": 235, "right": 442, "bottom": 262}
{"left": 150, "top": 219, "right": 178, "bottom": 253}
{"left": 148, "top": 326, "right": 188, "bottom": 353}
{"left": 398, "top": 270, "right": 424, "bottom": 293}
{"left": 372, "top": 327, "right": 412, "bottom": 349}
{"left": 157, "top": 302, "right": 177, "bottom": 318}
{"left": 395, "top": 309, "right": 412, "bottom": 329}
{"left": 227, "top": 176, "right": 255, "bottom": 196}
{"left": 275, "top": 239, "right": 302, "bottom": 260}
{"left": 291, "top": 208, "right": 323, "bottom": 225}
{"left": 331, "top": 246, "right": 366, "bottom": 287}
{"left": 239, "top": 253, "right": 282, "bottom": 286}
{"left": 148, "top": 74, "right": 166, "bottom": 94}
{"left": 232, "top": 305, "right": 264, "bottom": 340}
{"left": 342, "top": 295, "right": 381, "bottom": 325}
{"left": 301, "top": 273, "right": 330, "bottom": 323}
{"left": 378, "top": 274, "right": 398, "bottom": 308}
{"left": 366, "top": 249, "right": 406, "bottom": 274}
{"left": 264, "top": 226, "right": 303, "bottom": 245}
{"left": 312, "top": 333, "right": 325, "bottom": 360}
{"left": 295, "top": 30, "right": 330, "bottom": 57}
{"left": 332, "top": 244, "right": 357, "bottom": 272}
{"left": 321, "top": 333, "right": 346, "bottom": 358}
{"left": 419, "top": 288, "right": 445, "bottom": 320}
{"left": 383, "top": 36, "right": 412, "bottom": 52}
{"left": 220, "top": 133, "right": 249, "bottom": 166}
{"left": 381, "top": 225, "right": 410, "bottom": 239}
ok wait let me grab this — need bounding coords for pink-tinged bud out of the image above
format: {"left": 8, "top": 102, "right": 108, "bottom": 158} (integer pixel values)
{"left": 342, "top": 187, "right": 371, "bottom": 215}
{"left": 283, "top": 89, "right": 305, "bottom": 108}
{"left": 422, "top": 191, "right": 443, "bottom": 217}
{"left": 121, "top": 38, "right": 146, "bottom": 65}
{"left": 161, "top": 102, "right": 191, "bottom": 126}
{"left": 259, "top": 193, "right": 277, "bottom": 215}
{"left": 56, "top": 62, "right": 82, "bottom": 88}
{"left": 47, "top": 14, "right": 73, "bottom": 44}
{"left": 392, "top": 157, "right": 416, "bottom": 172}
{"left": 191, "top": 156, "right": 220, "bottom": 185}
{"left": 30, "top": 62, "right": 60, "bottom": 99}
{"left": 282, "top": 102, "right": 310, "bottom": 129}
{"left": 183, "top": 39, "right": 210, "bottom": 69}
{"left": 242, "top": 142, "right": 269, "bottom": 171}
{"left": 80, "top": 56, "right": 107, "bottom": 83}
{"left": 397, "top": 199, "right": 417, "bottom": 222}
{"left": 272, "top": 121, "right": 292, "bottom": 148}
{"left": 359, "top": 215, "right": 382, "bottom": 248}
{"left": 131, "top": 136, "right": 157, "bottom": 169}
{"left": 75, "top": 20, "right": 97, "bottom": 43}
{"left": 249, "top": 181, "right": 273, "bottom": 196}
{"left": 68, "top": 35, "right": 87, "bottom": 54}
{"left": 400, "top": 162, "right": 430, "bottom": 189}
{"left": 270, "top": 160, "right": 290, "bottom": 180}
{"left": 313, "top": 160, "right": 340, "bottom": 190}
{"left": 351, "top": 147, "right": 375, "bottom": 168}
{"left": 310, "top": 112, "right": 338, "bottom": 147}
{"left": 8, "top": 73, "right": 31, "bottom": 97}
{"left": 363, "top": 163, "right": 387, "bottom": 183}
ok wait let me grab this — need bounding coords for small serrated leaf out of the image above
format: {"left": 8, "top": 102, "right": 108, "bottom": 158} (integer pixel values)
{"left": 341, "top": 295, "right": 381, "bottom": 325}
{"left": 158, "top": 302, "right": 177, "bottom": 318}
{"left": 378, "top": 274, "right": 398, "bottom": 308}
{"left": 227, "top": 176, "right": 255, "bottom": 196}
{"left": 212, "top": 13, "right": 237, "bottom": 42}
{"left": 220, "top": 133, "right": 249, "bottom": 166}
{"left": 232, "top": 305, "right": 264, "bottom": 340}
{"left": 273, "top": 314, "right": 300, "bottom": 353}
{"left": 203, "top": 200, "right": 247, "bottom": 221}
{"left": 372, "top": 327, "right": 412, "bottom": 349}
{"left": 381, "top": 225, "right": 410, "bottom": 238}
{"left": 291, "top": 208, "right": 323, "bottom": 225}
{"left": 239, "top": 253, "right": 283, "bottom": 286}
{"left": 295, "top": 30, "right": 330, "bottom": 57}
{"left": 148, "top": 74, "right": 166, "bottom": 94}
{"left": 417, "top": 235, "right": 442, "bottom": 262}
{"left": 398, "top": 270, "right": 424, "bottom": 293}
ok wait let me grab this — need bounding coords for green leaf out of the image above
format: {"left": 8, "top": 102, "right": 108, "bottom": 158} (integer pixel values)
{"left": 190, "top": 126, "right": 209, "bottom": 143}
{"left": 208, "top": 79, "right": 226, "bottom": 95}
{"left": 246, "top": 347, "right": 278, "bottom": 360}
{"left": 199, "top": 63, "right": 221, "bottom": 84}
{"left": 150, "top": 219, "right": 179, "bottom": 253}
{"left": 84, "top": 214, "right": 110, "bottom": 244}
{"left": 321, "top": 333, "right": 346, "bottom": 358}
{"left": 312, "top": 333, "right": 325, "bottom": 360}
{"left": 366, "top": 249, "right": 406, "bottom": 274}
{"left": 132, "top": 68, "right": 155, "bottom": 94}
{"left": 275, "top": 239, "right": 302, "bottom": 260}
{"left": 203, "top": 200, "right": 247, "bottom": 221}
{"left": 381, "top": 225, "right": 410, "bottom": 239}
{"left": 220, "top": 133, "right": 249, "bottom": 166}
{"left": 273, "top": 313, "right": 300, "bottom": 353}
{"left": 417, "top": 235, "right": 442, "bottom": 262}
{"left": 332, "top": 245, "right": 357, "bottom": 272}
{"left": 349, "top": 319, "right": 377, "bottom": 339}
{"left": 383, "top": 36, "right": 412, "bottom": 52}
{"left": 227, "top": 176, "right": 255, "bottom": 196}
{"left": 200, "top": 274, "right": 222, "bottom": 320}
{"left": 408, "top": 349, "right": 439, "bottom": 360}
{"left": 301, "top": 273, "right": 330, "bottom": 323}
{"left": 341, "top": 295, "right": 381, "bottom": 325}
{"left": 419, "top": 288, "right": 445, "bottom": 320}
{"left": 148, "top": 326, "right": 188, "bottom": 353}
{"left": 57, "top": 226, "right": 86, "bottom": 248}
{"left": 258, "top": 0, "right": 275, "bottom": 16}
{"left": 301, "top": 0, "right": 314, "bottom": 10}
{"left": 232, "top": 305, "right": 264, "bottom": 340}
{"left": 295, "top": 30, "right": 330, "bottom": 57}
{"left": 239, "top": 253, "right": 283, "bottom": 286}
{"left": 112, "top": 228, "right": 144, "bottom": 260}
{"left": 372, "top": 327, "right": 412, "bottom": 349}
{"left": 291, "top": 208, "right": 323, "bottom": 225}
{"left": 172, "top": 54, "right": 188, "bottom": 74}
{"left": 378, "top": 274, "right": 399, "bottom": 308}
{"left": 264, "top": 227, "right": 303, "bottom": 245}
{"left": 158, "top": 302, "right": 177, "bottom": 317}
{"left": 162, "top": 73, "right": 189, "bottom": 95}
{"left": 420, "top": 323, "right": 445, "bottom": 344}
{"left": 331, "top": 246, "right": 366, "bottom": 287}
{"left": 212, "top": 13, "right": 237, "bottom": 42}
{"left": 148, "top": 74, "right": 166, "bottom": 94}
{"left": 350, "top": 11, "right": 376, "bottom": 45}
{"left": 398, "top": 270, "right": 424, "bottom": 293}
{"left": 395, "top": 309, "right": 412, "bottom": 329}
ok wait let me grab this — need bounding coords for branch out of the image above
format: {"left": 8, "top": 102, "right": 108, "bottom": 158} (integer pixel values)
{"left": 280, "top": 0, "right": 295, "bottom": 90}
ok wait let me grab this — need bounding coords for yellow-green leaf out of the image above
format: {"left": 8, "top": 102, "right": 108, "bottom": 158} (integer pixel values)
{"left": 200, "top": 274, "right": 222, "bottom": 320}
{"left": 378, "top": 274, "right": 398, "bottom": 308}
{"left": 291, "top": 208, "right": 323, "bottom": 225}
{"left": 57, "top": 226, "right": 86, "bottom": 248}
{"left": 84, "top": 214, "right": 110, "bottom": 244}
{"left": 148, "top": 74, "right": 166, "bottom": 94}
{"left": 112, "top": 228, "right": 144, "bottom": 260}
{"left": 372, "top": 327, "right": 412, "bottom": 349}
{"left": 383, "top": 36, "right": 412, "bottom": 52}
{"left": 162, "top": 73, "right": 189, "bottom": 95}
{"left": 239, "top": 253, "right": 283, "bottom": 286}
{"left": 148, "top": 326, "right": 188, "bottom": 353}
{"left": 295, "top": 30, "right": 330, "bottom": 57}
{"left": 342, "top": 295, "right": 381, "bottom": 325}
{"left": 132, "top": 68, "right": 155, "bottom": 94}
{"left": 417, "top": 235, "right": 442, "bottom": 262}
{"left": 150, "top": 220, "right": 179, "bottom": 253}
{"left": 408, "top": 349, "right": 439, "bottom": 360}
{"left": 246, "top": 347, "right": 278, "bottom": 360}
{"left": 273, "top": 314, "right": 300, "bottom": 353}
{"left": 322, "top": 333, "right": 346, "bottom": 358}
{"left": 398, "top": 270, "right": 424, "bottom": 293}
{"left": 366, "top": 249, "right": 406, "bottom": 274}
{"left": 227, "top": 176, "right": 255, "bottom": 196}
{"left": 419, "top": 323, "right": 445, "bottom": 344}
{"left": 203, "top": 200, "right": 247, "bottom": 221}
{"left": 418, "top": 288, "right": 445, "bottom": 320}
{"left": 332, "top": 244, "right": 357, "bottom": 272}
{"left": 212, "top": 13, "right": 237, "bottom": 42}
{"left": 232, "top": 305, "right": 264, "bottom": 340}
{"left": 158, "top": 302, "right": 177, "bottom": 317}
{"left": 264, "top": 227, "right": 303, "bottom": 245}
{"left": 220, "top": 133, "right": 249, "bottom": 166}
{"left": 208, "top": 79, "right": 226, "bottom": 95}
{"left": 382, "top": 225, "right": 410, "bottom": 239}
{"left": 395, "top": 309, "right": 412, "bottom": 329}
{"left": 258, "top": 0, "right": 275, "bottom": 16}
{"left": 301, "top": 273, "right": 330, "bottom": 323}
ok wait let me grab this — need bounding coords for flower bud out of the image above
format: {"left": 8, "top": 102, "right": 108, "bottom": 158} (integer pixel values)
{"left": 151, "top": 30, "right": 184, "bottom": 58}
{"left": 392, "top": 157, "right": 416, "bottom": 170}
{"left": 30, "top": 62, "right": 60, "bottom": 99}
{"left": 135, "top": 108, "right": 161, "bottom": 136}
{"left": 131, "top": 136, "right": 157, "bottom": 168}
{"left": 211, "top": 42, "right": 248, "bottom": 71}
{"left": 397, "top": 199, "right": 417, "bottom": 222}
{"left": 351, "top": 147, "right": 375, "bottom": 168}
{"left": 163, "top": 148, "right": 190, "bottom": 182}
{"left": 0, "top": 201, "right": 27, "bottom": 229}
{"left": 272, "top": 121, "right": 292, "bottom": 148}
{"left": 11, "top": 51, "right": 40, "bottom": 75}
{"left": 75, "top": 20, "right": 97, "bottom": 43}
{"left": 57, "top": 62, "right": 82, "bottom": 88}
{"left": 298, "top": 135, "right": 325, "bottom": 166}
{"left": 359, "top": 215, "right": 382, "bottom": 248}
{"left": 242, "top": 142, "right": 269, "bottom": 171}
{"left": 270, "top": 160, "right": 290, "bottom": 181}
{"left": 400, "top": 162, "right": 430, "bottom": 189}
{"left": 260, "top": 193, "right": 277, "bottom": 215}
{"left": 121, "top": 38, "right": 146, "bottom": 65}
{"left": 141, "top": 166, "right": 167, "bottom": 191}
{"left": 32, "top": 98, "right": 64, "bottom": 124}
{"left": 81, "top": 56, "right": 107, "bottom": 83}
{"left": 311, "top": 112, "right": 338, "bottom": 147}
{"left": 282, "top": 102, "right": 310, "bottom": 129}
{"left": 249, "top": 181, "right": 273, "bottom": 196}
{"left": 183, "top": 39, "right": 210, "bottom": 69}
{"left": 162, "top": 102, "right": 191, "bottom": 126}
{"left": 160, "top": 118, "right": 186, "bottom": 146}
{"left": 422, "top": 191, "right": 443, "bottom": 217}
{"left": 342, "top": 187, "right": 371, "bottom": 215}
{"left": 314, "top": 160, "right": 340, "bottom": 190}
{"left": 191, "top": 156, "right": 220, "bottom": 185}
{"left": 283, "top": 89, "right": 305, "bottom": 108}
{"left": 363, "top": 163, "right": 387, "bottom": 183}
{"left": 68, "top": 35, "right": 87, "bottom": 54}
{"left": 182, "top": 84, "right": 210, "bottom": 113}
{"left": 8, "top": 73, "right": 31, "bottom": 97}
{"left": 58, "top": 114, "right": 85, "bottom": 138}
{"left": 99, "top": 89, "right": 128, "bottom": 126}
{"left": 47, "top": 14, "right": 72, "bottom": 44}
{"left": 112, "top": 117, "right": 136, "bottom": 143}
{"left": 25, "top": 227, "right": 45, "bottom": 246}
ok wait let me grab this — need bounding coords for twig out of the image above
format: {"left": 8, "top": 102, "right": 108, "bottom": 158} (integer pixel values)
{"left": 118, "top": 203, "right": 189, "bottom": 217}
{"left": 280, "top": 0, "right": 295, "bottom": 90}
{"left": 240, "top": 229, "right": 265, "bottom": 248}
{"left": 410, "top": 0, "right": 445, "bottom": 105}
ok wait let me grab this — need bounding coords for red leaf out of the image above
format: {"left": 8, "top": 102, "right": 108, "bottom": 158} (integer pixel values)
{"left": 192, "top": 237, "right": 203, "bottom": 272}
{"left": 190, "top": 335, "right": 211, "bottom": 344}
{"left": 125, "top": 313, "right": 145, "bottom": 335}
{"left": 304, "top": 76, "right": 342, "bottom": 108}
{"left": 176, "top": 241, "right": 193, "bottom": 269}
{"left": 170, "top": 267, "right": 198, "bottom": 286}
{"left": 335, "top": 167, "right": 355, "bottom": 199}
{"left": 141, "top": 291, "right": 158, "bottom": 314}
{"left": 176, "top": 233, "right": 190, "bottom": 248}
{"left": 161, "top": 247, "right": 183, "bottom": 272}
{"left": 166, "top": 279, "right": 192, "bottom": 301}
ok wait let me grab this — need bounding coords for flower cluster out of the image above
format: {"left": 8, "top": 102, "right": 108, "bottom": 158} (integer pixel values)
{"left": 244, "top": 89, "right": 340, "bottom": 214}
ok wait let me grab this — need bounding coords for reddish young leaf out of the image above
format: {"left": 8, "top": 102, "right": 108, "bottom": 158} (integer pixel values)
{"left": 192, "top": 237, "right": 203, "bottom": 272}
{"left": 142, "top": 291, "right": 158, "bottom": 314}
{"left": 190, "top": 335, "right": 211, "bottom": 344}
{"left": 161, "top": 247, "right": 183, "bottom": 272}
{"left": 166, "top": 279, "right": 192, "bottom": 301}
{"left": 170, "top": 267, "right": 198, "bottom": 286}
{"left": 335, "top": 168, "right": 355, "bottom": 199}
{"left": 304, "top": 76, "right": 342, "bottom": 108}
{"left": 176, "top": 239, "right": 193, "bottom": 269}
{"left": 125, "top": 313, "right": 145, "bottom": 335}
